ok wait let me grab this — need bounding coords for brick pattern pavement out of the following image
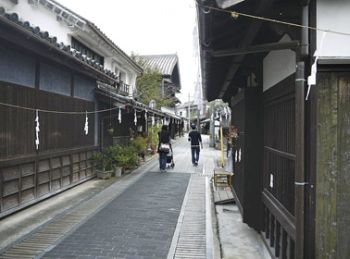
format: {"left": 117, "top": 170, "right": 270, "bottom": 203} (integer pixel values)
{"left": 43, "top": 172, "right": 190, "bottom": 259}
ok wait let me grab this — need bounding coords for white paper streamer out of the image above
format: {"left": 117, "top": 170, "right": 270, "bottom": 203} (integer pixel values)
{"left": 118, "top": 107, "right": 121, "bottom": 123}
{"left": 84, "top": 111, "right": 88, "bottom": 135}
{"left": 134, "top": 110, "right": 137, "bottom": 125}
{"left": 306, "top": 32, "right": 327, "bottom": 100}
{"left": 152, "top": 115, "right": 155, "bottom": 126}
{"left": 35, "top": 109, "right": 40, "bottom": 150}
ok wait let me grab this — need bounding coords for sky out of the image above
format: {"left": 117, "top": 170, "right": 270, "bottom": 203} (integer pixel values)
{"left": 56, "top": 0, "right": 200, "bottom": 103}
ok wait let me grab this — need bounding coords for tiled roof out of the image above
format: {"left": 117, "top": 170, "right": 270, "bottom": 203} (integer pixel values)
{"left": 138, "top": 54, "right": 178, "bottom": 76}
{"left": 47, "top": 0, "right": 142, "bottom": 73}
{"left": 87, "top": 21, "right": 142, "bottom": 73}
{"left": 0, "top": 7, "right": 119, "bottom": 82}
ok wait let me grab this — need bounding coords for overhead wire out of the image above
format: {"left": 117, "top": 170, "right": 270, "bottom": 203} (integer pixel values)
{"left": 199, "top": 4, "right": 350, "bottom": 37}
{"left": 0, "top": 101, "right": 120, "bottom": 114}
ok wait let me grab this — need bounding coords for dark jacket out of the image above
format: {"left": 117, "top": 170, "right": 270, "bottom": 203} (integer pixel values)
{"left": 158, "top": 129, "right": 171, "bottom": 153}
{"left": 188, "top": 130, "right": 202, "bottom": 147}
{"left": 159, "top": 130, "right": 170, "bottom": 144}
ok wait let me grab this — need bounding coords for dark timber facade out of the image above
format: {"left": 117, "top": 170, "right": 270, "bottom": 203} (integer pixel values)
{"left": 197, "top": 0, "right": 350, "bottom": 258}
{"left": 0, "top": 7, "right": 182, "bottom": 218}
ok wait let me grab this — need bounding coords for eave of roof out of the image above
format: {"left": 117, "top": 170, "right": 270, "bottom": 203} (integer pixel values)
{"left": 46, "top": 0, "right": 143, "bottom": 74}
{"left": 138, "top": 54, "right": 178, "bottom": 76}
{"left": 87, "top": 22, "right": 143, "bottom": 74}
{"left": 96, "top": 82, "right": 182, "bottom": 120}
{"left": 0, "top": 9, "right": 119, "bottom": 84}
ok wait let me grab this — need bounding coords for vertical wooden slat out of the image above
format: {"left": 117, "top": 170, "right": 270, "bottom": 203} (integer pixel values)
{"left": 295, "top": 61, "right": 305, "bottom": 259}
{"left": 270, "top": 215, "right": 275, "bottom": 247}
{"left": 290, "top": 238, "right": 295, "bottom": 259}
{"left": 336, "top": 76, "right": 350, "bottom": 259}
{"left": 18, "top": 166, "right": 22, "bottom": 204}
{"left": 48, "top": 157, "right": 52, "bottom": 192}
{"left": 34, "top": 159, "right": 38, "bottom": 199}
{"left": 0, "top": 168, "right": 3, "bottom": 212}
{"left": 266, "top": 208, "right": 270, "bottom": 239}
{"left": 276, "top": 221, "right": 281, "bottom": 257}
{"left": 59, "top": 156, "right": 63, "bottom": 189}
{"left": 282, "top": 229, "right": 287, "bottom": 259}
{"left": 69, "top": 153, "right": 73, "bottom": 185}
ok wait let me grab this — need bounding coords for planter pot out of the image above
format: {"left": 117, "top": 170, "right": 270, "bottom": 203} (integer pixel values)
{"left": 96, "top": 169, "right": 113, "bottom": 179}
{"left": 113, "top": 166, "right": 123, "bottom": 177}
{"left": 107, "top": 128, "right": 114, "bottom": 136}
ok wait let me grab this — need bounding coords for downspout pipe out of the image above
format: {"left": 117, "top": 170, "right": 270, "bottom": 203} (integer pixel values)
{"left": 295, "top": 1, "right": 310, "bottom": 258}
{"left": 301, "top": 3, "right": 310, "bottom": 57}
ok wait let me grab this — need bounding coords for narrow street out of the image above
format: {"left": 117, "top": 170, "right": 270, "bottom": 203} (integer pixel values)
{"left": 0, "top": 135, "right": 268, "bottom": 259}
{"left": 0, "top": 136, "right": 213, "bottom": 259}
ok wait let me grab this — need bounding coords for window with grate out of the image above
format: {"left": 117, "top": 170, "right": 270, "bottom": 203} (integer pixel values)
{"left": 71, "top": 38, "right": 104, "bottom": 66}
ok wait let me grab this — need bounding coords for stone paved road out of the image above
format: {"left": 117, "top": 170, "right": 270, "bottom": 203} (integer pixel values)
{"left": 42, "top": 172, "right": 190, "bottom": 259}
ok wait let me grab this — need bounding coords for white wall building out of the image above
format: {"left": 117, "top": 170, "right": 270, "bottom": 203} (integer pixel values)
{"left": 0, "top": 0, "right": 142, "bottom": 96}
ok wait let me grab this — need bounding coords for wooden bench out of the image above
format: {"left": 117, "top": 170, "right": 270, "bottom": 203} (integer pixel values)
{"left": 213, "top": 168, "right": 234, "bottom": 187}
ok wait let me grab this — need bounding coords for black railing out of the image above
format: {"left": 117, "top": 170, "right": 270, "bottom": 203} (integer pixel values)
{"left": 118, "top": 82, "right": 129, "bottom": 96}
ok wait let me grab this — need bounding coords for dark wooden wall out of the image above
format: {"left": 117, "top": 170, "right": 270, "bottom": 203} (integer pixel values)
{"left": 231, "top": 92, "right": 245, "bottom": 212}
{"left": 0, "top": 38, "right": 98, "bottom": 218}
{"left": 316, "top": 71, "right": 350, "bottom": 259}
{"left": 0, "top": 82, "right": 95, "bottom": 158}
{"left": 230, "top": 87, "right": 262, "bottom": 231}
{"left": 0, "top": 82, "right": 97, "bottom": 218}
{"left": 262, "top": 75, "right": 296, "bottom": 259}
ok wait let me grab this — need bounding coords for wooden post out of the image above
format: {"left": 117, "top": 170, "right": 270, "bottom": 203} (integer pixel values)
{"left": 295, "top": 61, "right": 305, "bottom": 258}
{"left": 220, "top": 126, "right": 224, "bottom": 167}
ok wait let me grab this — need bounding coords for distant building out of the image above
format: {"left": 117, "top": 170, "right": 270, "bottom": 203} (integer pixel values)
{"left": 137, "top": 54, "right": 182, "bottom": 107}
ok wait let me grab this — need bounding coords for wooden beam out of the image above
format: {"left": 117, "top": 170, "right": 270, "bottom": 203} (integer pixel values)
{"left": 218, "top": 0, "right": 275, "bottom": 99}
{"left": 211, "top": 41, "right": 299, "bottom": 57}
{"left": 262, "top": 190, "right": 296, "bottom": 239}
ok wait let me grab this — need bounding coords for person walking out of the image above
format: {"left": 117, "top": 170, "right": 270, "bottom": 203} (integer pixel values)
{"left": 158, "top": 125, "right": 171, "bottom": 173}
{"left": 188, "top": 123, "right": 203, "bottom": 166}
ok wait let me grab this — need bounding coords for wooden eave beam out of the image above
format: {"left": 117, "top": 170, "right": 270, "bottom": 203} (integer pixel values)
{"left": 211, "top": 40, "right": 299, "bottom": 57}
{"left": 218, "top": 0, "right": 275, "bottom": 99}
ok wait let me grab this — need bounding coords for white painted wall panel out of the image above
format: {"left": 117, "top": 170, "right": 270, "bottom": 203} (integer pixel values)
{"left": 317, "top": 0, "right": 350, "bottom": 63}
{"left": 0, "top": 0, "right": 139, "bottom": 94}
{"left": 263, "top": 35, "right": 296, "bottom": 92}
{"left": 2, "top": 1, "right": 71, "bottom": 44}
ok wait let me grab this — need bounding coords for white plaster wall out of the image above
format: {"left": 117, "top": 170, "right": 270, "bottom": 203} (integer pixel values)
{"left": 1, "top": 0, "right": 140, "bottom": 92}
{"left": 1, "top": 1, "right": 71, "bottom": 44}
{"left": 263, "top": 35, "right": 296, "bottom": 92}
{"left": 317, "top": 0, "right": 350, "bottom": 63}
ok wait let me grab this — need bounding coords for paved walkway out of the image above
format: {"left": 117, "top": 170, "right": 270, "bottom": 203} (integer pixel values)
{"left": 0, "top": 135, "right": 270, "bottom": 259}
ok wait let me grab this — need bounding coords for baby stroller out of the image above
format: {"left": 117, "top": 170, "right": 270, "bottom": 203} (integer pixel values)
{"left": 166, "top": 149, "right": 175, "bottom": 169}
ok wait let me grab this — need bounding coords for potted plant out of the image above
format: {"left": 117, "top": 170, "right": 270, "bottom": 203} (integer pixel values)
{"left": 92, "top": 151, "right": 113, "bottom": 179}
{"left": 105, "top": 146, "right": 122, "bottom": 177}
{"left": 131, "top": 136, "right": 147, "bottom": 161}
{"left": 148, "top": 125, "right": 161, "bottom": 154}
{"left": 115, "top": 145, "right": 138, "bottom": 174}
{"left": 107, "top": 127, "right": 114, "bottom": 136}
